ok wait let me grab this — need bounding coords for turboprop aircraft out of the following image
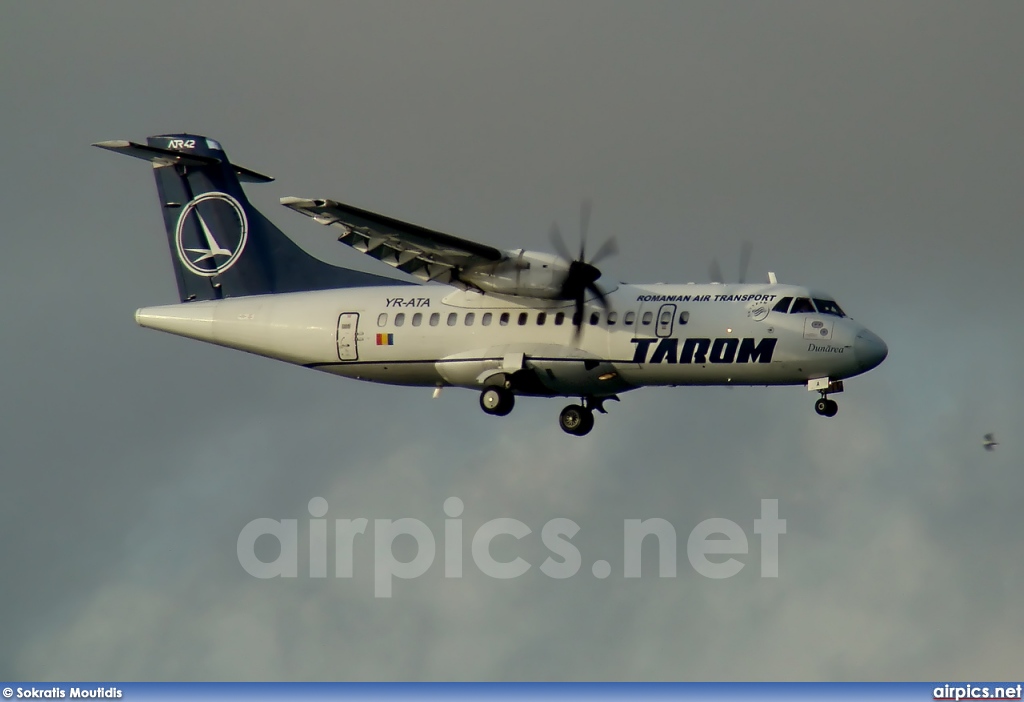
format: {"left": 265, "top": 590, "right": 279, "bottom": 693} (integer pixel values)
{"left": 95, "top": 134, "right": 887, "bottom": 436}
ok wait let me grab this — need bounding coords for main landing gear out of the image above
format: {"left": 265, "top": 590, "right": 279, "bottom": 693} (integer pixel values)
{"left": 478, "top": 381, "right": 614, "bottom": 437}
{"left": 558, "top": 404, "right": 595, "bottom": 437}
{"left": 558, "top": 397, "right": 615, "bottom": 437}
{"left": 479, "top": 385, "right": 514, "bottom": 416}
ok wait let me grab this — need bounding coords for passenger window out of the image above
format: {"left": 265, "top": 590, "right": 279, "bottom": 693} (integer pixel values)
{"left": 537, "top": 312, "right": 547, "bottom": 325}
{"left": 813, "top": 299, "right": 845, "bottom": 317}
{"left": 554, "top": 312, "right": 565, "bottom": 326}
{"left": 412, "top": 313, "right": 422, "bottom": 327}
{"left": 465, "top": 312, "right": 475, "bottom": 326}
{"left": 772, "top": 297, "right": 793, "bottom": 313}
{"left": 447, "top": 312, "right": 458, "bottom": 326}
{"left": 790, "top": 297, "right": 816, "bottom": 314}
{"left": 572, "top": 311, "right": 582, "bottom": 326}
{"left": 641, "top": 311, "right": 653, "bottom": 326}
{"left": 500, "top": 312, "right": 510, "bottom": 326}
{"left": 679, "top": 311, "right": 689, "bottom": 324}
{"left": 659, "top": 310, "right": 671, "bottom": 325}
{"left": 518, "top": 312, "right": 528, "bottom": 326}
{"left": 429, "top": 313, "right": 440, "bottom": 326}
{"left": 607, "top": 311, "right": 618, "bottom": 325}
{"left": 589, "top": 312, "right": 600, "bottom": 325}
{"left": 377, "top": 313, "right": 388, "bottom": 327}
{"left": 482, "top": 312, "right": 492, "bottom": 326}
{"left": 394, "top": 313, "right": 405, "bottom": 327}
{"left": 624, "top": 311, "right": 636, "bottom": 326}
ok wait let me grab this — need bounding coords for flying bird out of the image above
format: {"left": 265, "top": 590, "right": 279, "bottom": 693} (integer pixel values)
{"left": 983, "top": 433, "right": 998, "bottom": 451}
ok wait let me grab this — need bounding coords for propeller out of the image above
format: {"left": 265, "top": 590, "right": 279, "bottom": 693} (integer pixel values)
{"left": 549, "top": 200, "right": 618, "bottom": 340}
{"left": 709, "top": 240, "right": 753, "bottom": 284}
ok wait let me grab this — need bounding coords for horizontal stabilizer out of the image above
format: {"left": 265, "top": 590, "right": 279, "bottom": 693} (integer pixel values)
{"left": 92, "top": 140, "right": 273, "bottom": 182}
{"left": 92, "top": 140, "right": 218, "bottom": 168}
{"left": 233, "top": 164, "right": 274, "bottom": 183}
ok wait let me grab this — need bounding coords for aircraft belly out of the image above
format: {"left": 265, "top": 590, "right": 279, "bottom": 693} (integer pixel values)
{"left": 434, "top": 343, "right": 631, "bottom": 397}
{"left": 436, "top": 358, "right": 501, "bottom": 387}
{"left": 319, "top": 362, "right": 442, "bottom": 387}
{"left": 617, "top": 361, "right": 803, "bottom": 386}
{"left": 527, "top": 358, "right": 633, "bottom": 396}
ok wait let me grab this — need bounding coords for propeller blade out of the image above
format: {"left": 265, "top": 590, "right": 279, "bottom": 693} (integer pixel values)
{"left": 572, "top": 291, "right": 586, "bottom": 343}
{"left": 588, "top": 282, "right": 610, "bottom": 311}
{"left": 571, "top": 283, "right": 613, "bottom": 344}
{"left": 738, "top": 241, "right": 753, "bottom": 284}
{"left": 549, "top": 222, "right": 573, "bottom": 262}
{"left": 549, "top": 201, "right": 612, "bottom": 320}
{"left": 578, "top": 199, "right": 591, "bottom": 260}
{"left": 589, "top": 236, "right": 619, "bottom": 266}
{"left": 709, "top": 258, "right": 724, "bottom": 284}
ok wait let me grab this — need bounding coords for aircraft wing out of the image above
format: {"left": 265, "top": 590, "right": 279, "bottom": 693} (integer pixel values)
{"left": 281, "top": 197, "right": 505, "bottom": 285}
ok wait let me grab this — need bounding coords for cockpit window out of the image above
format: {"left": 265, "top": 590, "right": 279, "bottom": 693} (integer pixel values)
{"left": 772, "top": 296, "right": 793, "bottom": 313}
{"left": 789, "top": 297, "right": 816, "bottom": 314}
{"left": 813, "top": 299, "right": 845, "bottom": 317}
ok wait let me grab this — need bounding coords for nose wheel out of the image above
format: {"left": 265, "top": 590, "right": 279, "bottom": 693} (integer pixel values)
{"left": 814, "top": 396, "right": 838, "bottom": 417}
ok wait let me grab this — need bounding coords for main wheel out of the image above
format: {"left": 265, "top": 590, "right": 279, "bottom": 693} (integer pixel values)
{"left": 480, "top": 386, "right": 514, "bottom": 416}
{"left": 824, "top": 399, "right": 838, "bottom": 417}
{"left": 814, "top": 398, "right": 830, "bottom": 416}
{"left": 578, "top": 408, "right": 595, "bottom": 435}
{"left": 559, "top": 404, "right": 595, "bottom": 436}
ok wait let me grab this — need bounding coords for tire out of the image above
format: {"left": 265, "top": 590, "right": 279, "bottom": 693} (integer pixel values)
{"left": 577, "top": 409, "right": 595, "bottom": 436}
{"left": 814, "top": 398, "right": 829, "bottom": 416}
{"left": 480, "top": 387, "right": 514, "bottom": 416}
{"left": 559, "top": 404, "right": 594, "bottom": 436}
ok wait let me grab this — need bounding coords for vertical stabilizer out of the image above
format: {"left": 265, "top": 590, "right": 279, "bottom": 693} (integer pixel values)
{"left": 95, "top": 134, "right": 405, "bottom": 301}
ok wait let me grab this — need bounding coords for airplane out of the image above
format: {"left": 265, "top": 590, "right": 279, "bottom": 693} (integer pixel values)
{"left": 95, "top": 133, "right": 888, "bottom": 436}
{"left": 984, "top": 433, "right": 998, "bottom": 451}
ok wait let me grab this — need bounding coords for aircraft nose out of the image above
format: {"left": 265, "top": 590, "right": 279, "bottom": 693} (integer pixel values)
{"left": 854, "top": 329, "right": 888, "bottom": 372}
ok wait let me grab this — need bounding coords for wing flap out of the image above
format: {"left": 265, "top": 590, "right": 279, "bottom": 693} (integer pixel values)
{"left": 281, "top": 197, "right": 504, "bottom": 284}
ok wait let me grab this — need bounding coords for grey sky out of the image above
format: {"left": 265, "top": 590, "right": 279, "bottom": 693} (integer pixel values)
{"left": 2, "top": 1, "right": 1023, "bottom": 680}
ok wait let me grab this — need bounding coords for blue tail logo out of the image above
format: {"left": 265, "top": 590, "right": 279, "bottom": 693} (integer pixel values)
{"left": 174, "top": 192, "right": 248, "bottom": 277}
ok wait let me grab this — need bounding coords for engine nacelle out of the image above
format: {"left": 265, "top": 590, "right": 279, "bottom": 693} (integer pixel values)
{"left": 457, "top": 249, "right": 570, "bottom": 299}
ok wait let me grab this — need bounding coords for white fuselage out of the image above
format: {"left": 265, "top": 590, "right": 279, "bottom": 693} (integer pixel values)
{"left": 135, "top": 281, "right": 887, "bottom": 398}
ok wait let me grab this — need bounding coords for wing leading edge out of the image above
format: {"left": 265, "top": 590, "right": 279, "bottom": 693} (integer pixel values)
{"left": 281, "top": 197, "right": 505, "bottom": 285}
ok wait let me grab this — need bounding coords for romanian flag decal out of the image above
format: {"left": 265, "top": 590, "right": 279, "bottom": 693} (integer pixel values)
{"left": 376, "top": 333, "right": 394, "bottom": 346}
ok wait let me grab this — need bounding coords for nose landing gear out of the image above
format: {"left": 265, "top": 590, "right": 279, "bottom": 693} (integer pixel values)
{"left": 808, "top": 378, "right": 843, "bottom": 418}
{"left": 814, "top": 396, "right": 838, "bottom": 417}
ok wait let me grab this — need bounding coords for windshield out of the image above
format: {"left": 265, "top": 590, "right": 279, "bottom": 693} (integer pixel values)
{"left": 789, "top": 297, "right": 816, "bottom": 314}
{"left": 772, "top": 296, "right": 793, "bottom": 313}
{"left": 772, "top": 295, "right": 847, "bottom": 316}
{"left": 813, "top": 299, "right": 845, "bottom": 317}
